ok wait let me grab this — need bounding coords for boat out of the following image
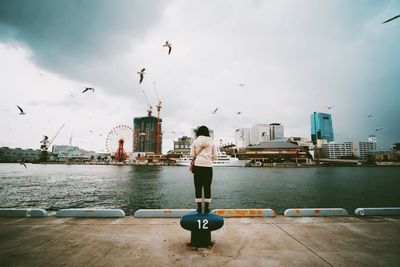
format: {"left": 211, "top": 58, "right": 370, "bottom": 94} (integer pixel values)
{"left": 174, "top": 151, "right": 248, "bottom": 167}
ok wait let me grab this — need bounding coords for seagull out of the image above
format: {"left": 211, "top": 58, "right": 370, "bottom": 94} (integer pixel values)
{"left": 162, "top": 41, "right": 172, "bottom": 55}
{"left": 17, "top": 105, "right": 26, "bottom": 115}
{"left": 365, "top": 114, "right": 372, "bottom": 118}
{"left": 212, "top": 107, "right": 219, "bottom": 114}
{"left": 137, "top": 68, "right": 146, "bottom": 84}
{"left": 382, "top": 15, "right": 400, "bottom": 24}
{"left": 325, "top": 105, "right": 334, "bottom": 110}
{"left": 82, "top": 87, "right": 95, "bottom": 93}
{"left": 89, "top": 130, "right": 93, "bottom": 133}
{"left": 20, "top": 162, "right": 27, "bottom": 168}
{"left": 39, "top": 73, "right": 45, "bottom": 76}
{"left": 236, "top": 111, "right": 242, "bottom": 115}
{"left": 375, "top": 127, "right": 383, "bottom": 132}
{"left": 238, "top": 84, "right": 245, "bottom": 87}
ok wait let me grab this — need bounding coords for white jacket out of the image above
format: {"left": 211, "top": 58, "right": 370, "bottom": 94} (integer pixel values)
{"left": 190, "top": 136, "right": 218, "bottom": 167}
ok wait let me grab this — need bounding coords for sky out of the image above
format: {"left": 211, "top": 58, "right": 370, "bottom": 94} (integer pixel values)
{"left": 0, "top": 0, "right": 399, "bottom": 153}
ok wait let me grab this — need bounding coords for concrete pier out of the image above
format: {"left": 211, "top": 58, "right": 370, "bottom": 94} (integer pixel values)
{"left": 1, "top": 216, "right": 399, "bottom": 266}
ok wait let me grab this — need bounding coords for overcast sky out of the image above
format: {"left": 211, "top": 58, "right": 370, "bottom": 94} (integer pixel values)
{"left": 0, "top": 0, "right": 399, "bottom": 153}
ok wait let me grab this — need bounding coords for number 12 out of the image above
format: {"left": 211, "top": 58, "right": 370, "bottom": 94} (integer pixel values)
{"left": 197, "top": 219, "right": 209, "bottom": 229}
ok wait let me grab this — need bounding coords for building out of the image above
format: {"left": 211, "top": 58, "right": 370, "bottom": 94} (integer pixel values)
{"left": 358, "top": 141, "right": 376, "bottom": 160}
{"left": 133, "top": 115, "right": 162, "bottom": 154}
{"left": 311, "top": 112, "right": 334, "bottom": 144}
{"left": 250, "top": 124, "right": 270, "bottom": 145}
{"left": 0, "top": 147, "right": 41, "bottom": 162}
{"left": 170, "top": 136, "right": 191, "bottom": 157}
{"left": 239, "top": 140, "right": 311, "bottom": 163}
{"left": 269, "top": 123, "right": 284, "bottom": 140}
{"left": 234, "top": 128, "right": 251, "bottom": 149}
{"left": 321, "top": 142, "right": 356, "bottom": 159}
{"left": 368, "top": 135, "right": 377, "bottom": 143}
{"left": 52, "top": 145, "right": 97, "bottom": 161}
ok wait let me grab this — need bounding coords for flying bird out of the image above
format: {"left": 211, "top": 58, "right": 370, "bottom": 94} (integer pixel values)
{"left": 382, "top": 15, "right": 400, "bottom": 24}
{"left": 365, "top": 114, "right": 372, "bottom": 118}
{"left": 82, "top": 87, "right": 95, "bottom": 93}
{"left": 17, "top": 105, "right": 26, "bottom": 115}
{"left": 163, "top": 41, "right": 172, "bottom": 55}
{"left": 212, "top": 107, "right": 219, "bottom": 114}
{"left": 20, "top": 162, "right": 27, "bottom": 168}
{"left": 325, "top": 105, "right": 334, "bottom": 110}
{"left": 238, "top": 84, "right": 245, "bottom": 87}
{"left": 236, "top": 111, "right": 242, "bottom": 115}
{"left": 137, "top": 68, "right": 146, "bottom": 84}
{"left": 375, "top": 127, "right": 383, "bottom": 132}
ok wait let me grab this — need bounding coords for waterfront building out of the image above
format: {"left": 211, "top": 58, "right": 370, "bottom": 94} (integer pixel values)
{"left": 0, "top": 147, "right": 41, "bottom": 162}
{"left": 269, "top": 123, "right": 284, "bottom": 140}
{"left": 239, "top": 140, "right": 311, "bottom": 163}
{"left": 168, "top": 136, "right": 192, "bottom": 157}
{"left": 234, "top": 128, "right": 251, "bottom": 149}
{"left": 321, "top": 142, "right": 356, "bottom": 159}
{"left": 133, "top": 115, "right": 162, "bottom": 154}
{"left": 368, "top": 135, "right": 377, "bottom": 143}
{"left": 250, "top": 124, "right": 270, "bottom": 145}
{"left": 358, "top": 141, "right": 376, "bottom": 160}
{"left": 311, "top": 112, "right": 334, "bottom": 144}
{"left": 289, "top": 137, "right": 315, "bottom": 159}
{"left": 52, "top": 145, "right": 97, "bottom": 161}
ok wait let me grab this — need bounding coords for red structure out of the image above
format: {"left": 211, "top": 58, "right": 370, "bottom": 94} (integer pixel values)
{"left": 114, "top": 139, "right": 128, "bottom": 161}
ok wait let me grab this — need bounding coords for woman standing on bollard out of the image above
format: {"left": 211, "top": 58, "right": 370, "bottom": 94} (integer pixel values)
{"left": 190, "top": 126, "right": 218, "bottom": 213}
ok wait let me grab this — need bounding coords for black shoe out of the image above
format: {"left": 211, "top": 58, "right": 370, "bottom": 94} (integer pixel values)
{"left": 197, "top": 203, "right": 202, "bottom": 213}
{"left": 204, "top": 203, "right": 210, "bottom": 213}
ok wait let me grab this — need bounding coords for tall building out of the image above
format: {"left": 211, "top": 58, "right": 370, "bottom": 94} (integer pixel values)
{"left": 133, "top": 116, "right": 162, "bottom": 154}
{"left": 250, "top": 124, "right": 270, "bottom": 145}
{"left": 368, "top": 135, "right": 377, "bottom": 143}
{"left": 235, "top": 128, "right": 251, "bottom": 149}
{"left": 358, "top": 141, "right": 376, "bottom": 160}
{"left": 269, "top": 123, "right": 284, "bottom": 140}
{"left": 321, "top": 142, "right": 356, "bottom": 159}
{"left": 311, "top": 112, "right": 334, "bottom": 144}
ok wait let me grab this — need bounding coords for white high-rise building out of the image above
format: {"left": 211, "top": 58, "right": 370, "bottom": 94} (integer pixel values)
{"left": 358, "top": 141, "right": 376, "bottom": 160}
{"left": 368, "top": 135, "right": 377, "bottom": 143}
{"left": 250, "top": 124, "right": 270, "bottom": 145}
{"left": 321, "top": 142, "right": 356, "bottom": 159}
{"left": 269, "top": 123, "right": 284, "bottom": 140}
{"left": 235, "top": 128, "right": 251, "bottom": 149}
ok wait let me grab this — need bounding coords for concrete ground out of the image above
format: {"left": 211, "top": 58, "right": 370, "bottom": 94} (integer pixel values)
{"left": 0, "top": 216, "right": 399, "bottom": 267}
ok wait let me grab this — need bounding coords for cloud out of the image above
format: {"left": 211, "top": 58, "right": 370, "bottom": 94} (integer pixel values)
{"left": 1, "top": 0, "right": 399, "bottom": 152}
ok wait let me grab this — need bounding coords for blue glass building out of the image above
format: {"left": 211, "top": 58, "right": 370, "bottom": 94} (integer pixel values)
{"left": 311, "top": 112, "right": 334, "bottom": 143}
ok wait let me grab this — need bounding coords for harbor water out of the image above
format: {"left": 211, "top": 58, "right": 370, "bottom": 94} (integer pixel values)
{"left": 0, "top": 163, "right": 399, "bottom": 214}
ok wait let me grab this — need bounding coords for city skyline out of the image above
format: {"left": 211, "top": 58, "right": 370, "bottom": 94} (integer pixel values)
{"left": 1, "top": 1, "right": 399, "bottom": 153}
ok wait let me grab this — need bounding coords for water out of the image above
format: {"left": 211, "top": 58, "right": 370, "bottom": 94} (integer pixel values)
{"left": 1, "top": 163, "right": 399, "bottom": 215}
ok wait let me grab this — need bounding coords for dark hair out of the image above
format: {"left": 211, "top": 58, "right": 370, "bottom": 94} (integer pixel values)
{"left": 196, "top": 125, "right": 210, "bottom": 137}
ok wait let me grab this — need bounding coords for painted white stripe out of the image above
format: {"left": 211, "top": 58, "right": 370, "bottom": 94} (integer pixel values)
{"left": 354, "top": 207, "right": 400, "bottom": 216}
{"left": 212, "top": 209, "right": 276, "bottom": 217}
{"left": 0, "top": 208, "right": 47, "bottom": 218}
{"left": 195, "top": 198, "right": 202, "bottom": 203}
{"left": 134, "top": 209, "right": 196, "bottom": 218}
{"left": 284, "top": 208, "right": 348, "bottom": 217}
{"left": 204, "top": 198, "right": 212, "bottom": 203}
{"left": 56, "top": 209, "right": 125, "bottom": 218}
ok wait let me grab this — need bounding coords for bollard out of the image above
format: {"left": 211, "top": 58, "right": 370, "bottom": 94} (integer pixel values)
{"left": 180, "top": 211, "right": 224, "bottom": 248}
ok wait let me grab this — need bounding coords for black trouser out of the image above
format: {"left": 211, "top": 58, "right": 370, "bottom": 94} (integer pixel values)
{"left": 193, "top": 166, "right": 213, "bottom": 203}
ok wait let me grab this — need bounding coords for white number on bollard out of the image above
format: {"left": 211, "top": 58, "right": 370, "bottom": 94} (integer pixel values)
{"left": 197, "top": 219, "right": 209, "bottom": 229}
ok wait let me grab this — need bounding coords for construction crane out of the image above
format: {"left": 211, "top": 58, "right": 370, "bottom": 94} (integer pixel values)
{"left": 156, "top": 100, "right": 162, "bottom": 155}
{"left": 40, "top": 123, "right": 65, "bottom": 161}
{"left": 142, "top": 90, "right": 153, "bottom": 116}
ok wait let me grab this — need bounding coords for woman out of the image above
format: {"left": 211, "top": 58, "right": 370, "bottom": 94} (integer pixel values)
{"left": 190, "top": 125, "right": 218, "bottom": 213}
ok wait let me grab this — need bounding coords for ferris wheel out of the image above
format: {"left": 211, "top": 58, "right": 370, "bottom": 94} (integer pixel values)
{"left": 106, "top": 125, "right": 134, "bottom": 156}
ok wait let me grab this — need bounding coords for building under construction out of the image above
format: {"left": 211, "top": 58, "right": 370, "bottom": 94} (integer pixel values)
{"left": 133, "top": 115, "right": 162, "bottom": 154}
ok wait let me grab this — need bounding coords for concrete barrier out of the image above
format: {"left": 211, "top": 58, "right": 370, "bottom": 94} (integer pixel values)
{"left": 284, "top": 208, "right": 348, "bottom": 217}
{"left": 0, "top": 208, "right": 47, "bottom": 217}
{"left": 56, "top": 209, "right": 125, "bottom": 218}
{"left": 212, "top": 209, "right": 276, "bottom": 217}
{"left": 354, "top": 207, "right": 400, "bottom": 216}
{"left": 134, "top": 209, "right": 196, "bottom": 218}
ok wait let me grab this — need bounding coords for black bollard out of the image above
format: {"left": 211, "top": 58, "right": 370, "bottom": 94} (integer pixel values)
{"left": 180, "top": 211, "right": 224, "bottom": 248}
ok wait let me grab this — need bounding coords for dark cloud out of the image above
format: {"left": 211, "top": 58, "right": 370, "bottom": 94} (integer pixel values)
{"left": 0, "top": 0, "right": 166, "bottom": 81}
